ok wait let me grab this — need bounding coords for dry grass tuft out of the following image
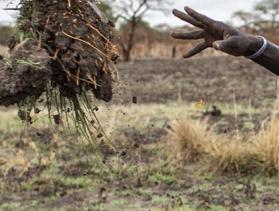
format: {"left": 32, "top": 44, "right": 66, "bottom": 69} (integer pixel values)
{"left": 167, "top": 117, "right": 211, "bottom": 163}
{"left": 167, "top": 115, "right": 279, "bottom": 175}
{"left": 208, "top": 139, "right": 258, "bottom": 174}
{"left": 254, "top": 116, "right": 279, "bottom": 175}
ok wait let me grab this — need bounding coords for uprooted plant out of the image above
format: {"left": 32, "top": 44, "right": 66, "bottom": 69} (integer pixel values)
{"left": 0, "top": 0, "right": 119, "bottom": 147}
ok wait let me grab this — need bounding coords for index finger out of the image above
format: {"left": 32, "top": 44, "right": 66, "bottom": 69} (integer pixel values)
{"left": 184, "top": 6, "right": 216, "bottom": 27}
{"left": 173, "top": 9, "right": 205, "bottom": 29}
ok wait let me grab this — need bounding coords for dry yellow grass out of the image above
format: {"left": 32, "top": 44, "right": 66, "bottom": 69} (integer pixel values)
{"left": 208, "top": 139, "right": 258, "bottom": 174}
{"left": 167, "top": 117, "right": 212, "bottom": 163}
{"left": 254, "top": 116, "right": 279, "bottom": 175}
{"left": 168, "top": 115, "right": 279, "bottom": 175}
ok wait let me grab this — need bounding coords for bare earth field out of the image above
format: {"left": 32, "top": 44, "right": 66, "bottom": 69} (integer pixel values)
{"left": 115, "top": 56, "right": 277, "bottom": 135}
{"left": 1, "top": 56, "right": 279, "bottom": 210}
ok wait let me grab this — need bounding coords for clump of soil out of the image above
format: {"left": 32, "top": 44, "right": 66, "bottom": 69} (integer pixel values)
{"left": 0, "top": 0, "right": 119, "bottom": 143}
{"left": 30, "top": 0, "right": 118, "bottom": 101}
{"left": 0, "top": 39, "right": 51, "bottom": 106}
{"left": 0, "top": 0, "right": 118, "bottom": 106}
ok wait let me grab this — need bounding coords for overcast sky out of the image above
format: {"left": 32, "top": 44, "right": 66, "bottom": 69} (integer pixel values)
{"left": 0, "top": 0, "right": 258, "bottom": 26}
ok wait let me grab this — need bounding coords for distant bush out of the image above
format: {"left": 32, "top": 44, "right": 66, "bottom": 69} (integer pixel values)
{"left": 0, "top": 26, "right": 14, "bottom": 46}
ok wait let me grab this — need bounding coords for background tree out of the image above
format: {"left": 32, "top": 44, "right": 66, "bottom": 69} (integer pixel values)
{"left": 232, "top": 10, "right": 259, "bottom": 28}
{"left": 106, "top": 0, "right": 171, "bottom": 61}
{"left": 255, "top": 0, "right": 279, "bottom": 29}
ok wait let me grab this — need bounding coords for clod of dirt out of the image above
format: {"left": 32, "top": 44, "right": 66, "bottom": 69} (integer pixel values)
{"left": 53, "top": 114, "right": 61, "bottom": 125}
{"left": 132, "top": 96, "right": 137, "bottom": 104}
{"left": 203, "top": 105, "right": 222, "bottom": 117}
{"left": 0, "top": 1, "right": 119, "bottom": 143}
{"left": 99, "top": 187, "right": 107, "bottom": 203}
{"left": 29, "top": 0, "right": 118, "bottom": 101}
{"left": 0, "top": 39, "right": 51, "bottom": 106}
{"left": 18, "top": 110, "right": 32, "bottom": 123}
{"left": 1, "top": 0, "right": 118, "bottom": 106}
{"left": 97, "top": 133, "right": 103, "bottom": 139}
{"left": 8, "top": 36, "right": 16, "bottom": 52}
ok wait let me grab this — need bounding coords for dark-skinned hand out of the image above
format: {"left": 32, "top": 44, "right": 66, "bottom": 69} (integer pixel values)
{"left": 171, "top": 7, "right": 262, "bottom": 58}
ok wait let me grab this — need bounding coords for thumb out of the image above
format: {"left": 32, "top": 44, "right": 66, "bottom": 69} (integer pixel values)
{"left": 212, "top": 36, "right": 240, "bottom": 54}
{"left": 212, "top": 40, "right": 223, "bottom": 50}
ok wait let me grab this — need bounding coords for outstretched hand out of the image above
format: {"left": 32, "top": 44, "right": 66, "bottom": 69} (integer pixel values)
{"left": 171, "top": 7, "right": 262, "bottom": 58}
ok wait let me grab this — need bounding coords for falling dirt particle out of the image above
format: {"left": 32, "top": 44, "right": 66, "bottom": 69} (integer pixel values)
{"left": 35, "top": 108, "right": 41, "bottom": 114}
{"left": 8, "top": 36, "right": 16, "bottom": 51}
{"left": 132, "top": 96, "right": 137, "bottom": 104}
{"left": 136, "top": 178, "right": 143, "bottom": 188}
{"left": 97, "top": 133, "right": 103, "bottom": 139}
{"left": 99, "top": 187, "right": 107, "bottom": 203}
{"left": 120, "top": 151, "right": 127, "bottom": 157}
{"left": 111, "top": 53, "right": 119, "bottom": 62}
{"left": 53, "top": 114, "right": 61, "bottom": 125}
{"left": 166, "top": 125, "right": 172, "bottom": 130}
{"left": 18, "top": 110, "right": 32, "bottom": 123}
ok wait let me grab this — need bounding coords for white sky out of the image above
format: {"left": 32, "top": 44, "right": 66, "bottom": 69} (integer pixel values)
{"left": 0, "top": 0, "right": 258, "bottom": 26}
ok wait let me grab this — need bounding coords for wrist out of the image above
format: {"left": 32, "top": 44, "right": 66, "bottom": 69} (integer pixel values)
{"left": 245, "top": 35, "right": 264, "bottom": 57}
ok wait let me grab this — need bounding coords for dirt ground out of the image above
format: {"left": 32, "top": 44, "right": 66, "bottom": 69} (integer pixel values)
{"left": 114, "top": 56, "right": 276, "bottom": 105}
{"left": 1, "top": 56, "right": 279, "bottom": 210}
{"left": 115, "top": 56, "right": 277, "bottom": 136}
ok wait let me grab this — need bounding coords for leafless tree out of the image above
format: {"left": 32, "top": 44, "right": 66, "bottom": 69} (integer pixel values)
{"left": 255, "top": 0, "right": 279, "bottom": 29}
{"left": 108, "top": 0, "right": 171, "bottom": 61}
{"left": 232, "top": 10, "right": 259, "bottom": 28}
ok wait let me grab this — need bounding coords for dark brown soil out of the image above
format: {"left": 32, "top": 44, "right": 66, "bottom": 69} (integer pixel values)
{"left": 0, "top": 39, "right": 51, "bottom": 106}
{"left": 115, "top": 56, "right": 277, "bottom": 107}
{"left": 114, "top": 56, "right": 277, "bottom": 136}
{"left": 30, "top": 0, "right": 117, "bottom": 101}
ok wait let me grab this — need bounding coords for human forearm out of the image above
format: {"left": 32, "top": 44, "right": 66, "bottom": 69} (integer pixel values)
{"left": 249, "top": 39, "right": 279, "bottom": 76}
